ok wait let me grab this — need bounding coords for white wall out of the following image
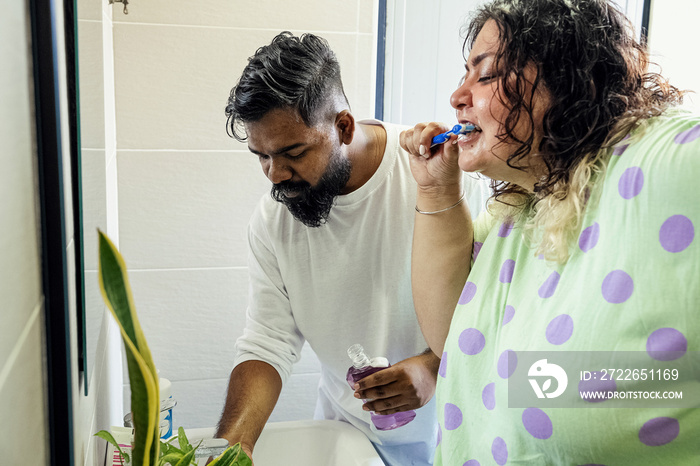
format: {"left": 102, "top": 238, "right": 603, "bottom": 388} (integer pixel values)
{"left": 100, "top": 0, "right": 379, "bottom": 430}
{"left": 77, "top": 0, "right": 125, "bottom": 465}
{"left": 383, "top": 0, "right": 700, "bottom": 126}
{"left": 384, "top": 0, "right": 483, "bottom": 126}
{"left": 647, "top": 0, "right": 700, "bottom": 112}
{"left": 0, "top": 2, "right": 49, "bottom": 464}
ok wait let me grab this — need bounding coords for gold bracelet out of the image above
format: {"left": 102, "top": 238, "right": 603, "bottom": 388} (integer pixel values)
{"left": 415, "top": 192, "right": 466, "bottom": 215}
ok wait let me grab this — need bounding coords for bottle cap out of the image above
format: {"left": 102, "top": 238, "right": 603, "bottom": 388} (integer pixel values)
{"left": 370, "top": 357, "right": 389, "bottom": 368}
{"left": 160, "top": 377, "right": 172, "bottom": 403}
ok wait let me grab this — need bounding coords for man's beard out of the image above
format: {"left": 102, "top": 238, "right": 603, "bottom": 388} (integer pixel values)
{"left": 270, "top": 149, "right": 352, "bottom": 228}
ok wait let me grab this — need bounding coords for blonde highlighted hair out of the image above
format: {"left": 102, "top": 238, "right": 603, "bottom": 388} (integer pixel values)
{"left": 490, "top": 115, "right": 653, "bottom": 263}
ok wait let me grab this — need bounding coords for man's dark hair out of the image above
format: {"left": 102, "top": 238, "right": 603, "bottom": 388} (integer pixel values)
{"left": 226, "top": 31, "right": 349, "bottom": 142}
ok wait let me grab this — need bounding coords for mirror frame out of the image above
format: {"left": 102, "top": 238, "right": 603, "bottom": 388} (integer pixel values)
{"left": 29, "top": 0, "right": 82, "bottom": 463}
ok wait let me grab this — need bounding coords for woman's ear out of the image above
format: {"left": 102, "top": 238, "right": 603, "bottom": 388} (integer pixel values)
{"left": 336, "top": 110, "right": 355, "bottom": 145}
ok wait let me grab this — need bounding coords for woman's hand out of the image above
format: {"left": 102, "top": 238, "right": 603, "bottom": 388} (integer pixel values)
{"left": 400, "top": 122, "right": 463, "bottom": 194}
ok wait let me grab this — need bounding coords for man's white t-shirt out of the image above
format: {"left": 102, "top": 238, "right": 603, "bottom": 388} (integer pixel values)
{"left": 234, "top": 120, "right": 490, "bottom": 465}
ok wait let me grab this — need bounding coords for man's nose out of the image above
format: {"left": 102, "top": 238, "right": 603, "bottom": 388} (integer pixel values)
{"left": 264, "top": 158, "right": 293, "bottom": 184}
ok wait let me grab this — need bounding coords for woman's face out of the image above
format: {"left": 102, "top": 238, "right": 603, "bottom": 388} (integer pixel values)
{"left": 451, "top": 20, "right": 548, "bottom": 191}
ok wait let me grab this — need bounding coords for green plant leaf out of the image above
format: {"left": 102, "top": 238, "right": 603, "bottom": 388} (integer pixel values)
{"left": 94, "top": 430, "right": 131, "bottom": 464}
{"left": 160, "top": 439, "right": 185, "bottom": 457}
{"left": 207, "top": 443, "right": 252, "bottom": 466}
{"left": 173, "top": 448, "right": 196, "bottom": 466}
{"left": 177, "top": 426, "right": 193, "bottom": 453}
{"left": 158, "top": 452, "right": 184, "bottom": 466}
{"left": 98, "top": 230, "right": 160, "bottom": 466}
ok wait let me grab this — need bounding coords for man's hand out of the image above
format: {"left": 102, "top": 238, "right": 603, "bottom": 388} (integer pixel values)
{"left": 351, "top": 351, "right": 439, "bottom": 415}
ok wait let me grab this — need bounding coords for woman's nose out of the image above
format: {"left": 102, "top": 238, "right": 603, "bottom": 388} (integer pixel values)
{"left": 450, "top": 80, "right": 472, "bottom": 110}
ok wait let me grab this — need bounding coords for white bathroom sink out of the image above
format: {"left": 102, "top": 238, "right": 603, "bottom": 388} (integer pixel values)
{"left": 186, "top": 420, "right": 385, "bottom": 466}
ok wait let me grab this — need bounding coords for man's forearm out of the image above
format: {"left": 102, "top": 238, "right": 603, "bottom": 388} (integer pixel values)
{"left": 215, "top": 360, "right": 283, "bottom": 454}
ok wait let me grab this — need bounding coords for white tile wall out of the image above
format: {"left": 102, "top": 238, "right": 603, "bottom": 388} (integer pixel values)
{"left": 111, "top": 24, "right": 374, "bottom": 151}
{"left": 117, "top": 150, "right": 269, "bottom": 269}
{"left": 1, "top": 0, "right": 49, "bottom": 464}
{"left": 81, "top": 149, "right": 108, "bottom": 271}
{"left": 76, "top": 2, "right": 126, "bottom": 465}
{"left": 647, "top": 0, "right": 700, "bottom": 112}
{"left": 126, "top": 268, "right": 250, "bottom": 381}
{"left": 110, "top": 0, "right": 379, "bottom": 430}
{"left": 78, "top": 21, "right": 107, "bottom": 149}
{"left": 112, "top": 0, "right": 363, "bottom": 32}
{"left": 0, "top": 309, "right": 49, "bottom": 465}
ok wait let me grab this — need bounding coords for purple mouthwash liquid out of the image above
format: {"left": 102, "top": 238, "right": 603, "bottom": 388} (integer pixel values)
{"left": 346, "top": 344, "right": 416, "bottom": 430}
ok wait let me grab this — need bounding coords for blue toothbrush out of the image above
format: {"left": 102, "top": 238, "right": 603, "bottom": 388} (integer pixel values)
{"left": 430, "top": 123, "right": 476, "bottom": 147}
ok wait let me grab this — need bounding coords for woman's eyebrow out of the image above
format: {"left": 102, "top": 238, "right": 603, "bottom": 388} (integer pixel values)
{"left": 466, "top": 52, "right": 495, "bottom": 71}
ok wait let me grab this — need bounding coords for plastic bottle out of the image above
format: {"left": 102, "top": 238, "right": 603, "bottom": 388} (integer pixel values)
{"left": 123, "top": 376, "right": 177, "bottom": 439}
{"left": 346, "top": 344, "right": 416, "bottom": 430}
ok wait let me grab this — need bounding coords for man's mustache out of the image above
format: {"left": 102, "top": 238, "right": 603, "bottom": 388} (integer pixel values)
{"left": 273, "top": 180, "right": 310, "bottom": 196}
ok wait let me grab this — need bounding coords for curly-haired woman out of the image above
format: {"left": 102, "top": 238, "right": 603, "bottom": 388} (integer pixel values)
{"left": 401, "top": 0, "right": 698, "bottom": 464}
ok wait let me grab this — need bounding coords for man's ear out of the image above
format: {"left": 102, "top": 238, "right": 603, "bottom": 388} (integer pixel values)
{"left": 336, "top": 110, "right": 355, "bottom": 145}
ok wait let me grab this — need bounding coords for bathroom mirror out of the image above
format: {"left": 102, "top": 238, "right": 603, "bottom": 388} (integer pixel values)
{"left": 70, "top": 0, "right": 661, "bottom": 429}
{"left": 72, "top": 0, "right": 388, "bottom": 415}
{"left": 75, "top": 0, "right": 106, "bottom": 395}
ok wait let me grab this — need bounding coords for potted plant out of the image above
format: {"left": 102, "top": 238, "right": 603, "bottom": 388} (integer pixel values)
{"left": 95, "top": 230, "right": 251, "bottom": 466}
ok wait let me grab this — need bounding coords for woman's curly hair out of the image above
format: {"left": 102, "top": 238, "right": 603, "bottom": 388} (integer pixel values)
{"left": 465, "top": 0, "right": 684, "bottom": 262}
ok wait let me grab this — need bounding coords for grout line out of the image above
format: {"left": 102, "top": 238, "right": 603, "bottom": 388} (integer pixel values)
{"left": 112, "top": 149, "right": 250, "bottom": 153}
{"left": 84, "top": 266, "right": 249, "bottom": 273}
{"left": 112, "top": 22, "right": 374, "bottom": 36}
{"left": 122, "top": 373, "right": 322, "bottom": 386}
{"left": 0, "top": 301, "right": 43, "bottom": 391}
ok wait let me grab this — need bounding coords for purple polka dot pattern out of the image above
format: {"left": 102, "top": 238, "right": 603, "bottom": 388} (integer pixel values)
{"left": 498, "top": 220, "right": 514, "bottom": 238}
{"left": 497, "top": 349, "right": 517, "bottom": 379}
{"left": 601, "top": 270, "right": 634, "bottom": 303}
{"left": 436, "top": 423, "right": 442, "bottom": 446}
{"left": 482, "top": 383, "right": 496, "bottom": 410}
{"left": 578, "top": 372, "right": 617, "bottom": 403}
{"left": 638, "top": 417, "right": 680, "bottom": 446}
{"left": 502, "top": 305, "right": 515, "bottom": 326}
{"left": 444, "top": 403, "right": 463, "bottom": 431}
{"left": 582, "top": 187, "right": 592, "bottom": 206}
{"left": 463, "top": 461, "right": 481, "bottom": 466}
{"left": 459, "top": 328, "right": 486, "bottom": 355}
{"left": 646, "top": 328, "right": 688, "bottom": 361}
{"left": 473, "top": 241, "right": 484, "bottom": 262}
{"left": 499, "top": 259, "right": 516, "bottom": 283}
{"left": 522, "top": 407, "right": 553, "bottom": 439}
{"left": 613, "top": 135, "right": 631, "bottom": 156}
{"left": 458, "top": 281, "right": 477, "bottom": 305}
{"left": 491, "top": 437, "right": 508, "bottom": 465}
{"left": 659, "top": 215, "right": 694, "bottom": 253}
{"left": 538, "top": 271, "right": 561, "bottom": 298}
{"left": 439, "top": 352, "right": 447, "bottom": 378}
{"left": 546, "top": 314, "right": 574, "bottom": 345}
{"left": 674, "top": 124, "right": 700, "bottom": 144}
{"left": 613, "top": 143, "right": 630, "bottom": 156}
{"left": 578, "top": 222, "right": 600, "bottom": 253}
{"left": 618, "top": 166, "right": 644, "bottom": 199}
